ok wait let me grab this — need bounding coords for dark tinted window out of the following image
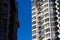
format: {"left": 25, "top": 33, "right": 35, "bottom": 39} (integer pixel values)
{"left": 0, "top": 35, "right": 6, "bottom": 40}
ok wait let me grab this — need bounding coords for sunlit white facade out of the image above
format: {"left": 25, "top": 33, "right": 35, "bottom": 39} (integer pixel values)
{"left": 31, "top": 0, "right": 60, "bottom": 40}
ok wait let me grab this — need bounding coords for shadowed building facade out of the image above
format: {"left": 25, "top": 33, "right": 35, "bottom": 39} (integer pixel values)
{"left": 0, "top": 0, "right": 19, "bottom": 40}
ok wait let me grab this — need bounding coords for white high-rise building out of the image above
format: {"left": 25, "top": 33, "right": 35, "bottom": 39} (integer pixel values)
{"left": 31, "top": 0, "right": 60, "bottom": 40}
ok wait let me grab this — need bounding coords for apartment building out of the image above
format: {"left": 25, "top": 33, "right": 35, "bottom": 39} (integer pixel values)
{"left": 31, "top": 0, "right": 60, "bottom": 40}
{"left": 0, "top": 0, "right": 19, "bottom": 40}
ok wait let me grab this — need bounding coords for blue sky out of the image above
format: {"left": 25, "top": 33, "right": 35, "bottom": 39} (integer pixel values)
{"left": 17, "top": 0, "right": 32, "bottom": 40}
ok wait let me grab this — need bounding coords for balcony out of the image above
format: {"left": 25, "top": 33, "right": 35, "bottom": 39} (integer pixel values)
{"left": 38, "top": 20, "right": 44, "bottom": 25}
{"left": 54, "top": 16, "right": 58, "bottom": 20}
{"left": 53, "top": 2, "right": 56, "bottom": 6}
{"left": 53, "top": 7, "right": 57, "bottom": 11}
{"left": 54, "top": 12, "right": 57, "bottom": 15}
{"left": 38, "top": 16, "right": 42, "bottom": 20}
{"left": 54, "top": 21, "right": 58, "bottom": 25}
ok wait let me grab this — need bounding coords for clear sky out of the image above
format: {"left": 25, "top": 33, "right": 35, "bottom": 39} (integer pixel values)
{"left": 17, "top": 0, "right": 32, "bottom": 40}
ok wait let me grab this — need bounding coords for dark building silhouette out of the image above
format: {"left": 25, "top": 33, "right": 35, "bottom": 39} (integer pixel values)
{"left": 0, "top": 0, "right": 19, "bottom": 40}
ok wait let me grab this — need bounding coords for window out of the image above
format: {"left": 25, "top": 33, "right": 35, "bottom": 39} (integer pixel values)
{"left": 32, "top": 30, "right": 36, "bottom": 34}
{"left": 3, "top": 3, "right": 8, "bottom": 8}
{"left": 32, "top": 12, "right": 36, "bottom": 15}
{"left": 38, "top": 26, "right": 42, "bottom": 30}
{"left": 32, "top": 25, "right": 36, "bottom": 29}
{"left": 58, "top": 14, "right": 60, "bottom": 17}
{"left": 49, "top": 0, "right": 54, "bottom": 2}
{"left": 46, "top": 28, "right": 50, "bottom": 32}
{"left": 49, "top": 4, "right": 53, "bottom": 7}
{"left": 2, "top": 8, "right": 8, "bottom": 15}
{"left": 2, "top": 12, "right": 7, "bottom": 16}
{"left": 51, "top": 23, "right": 56, "bottom": 26}
{"left": 51, "top": 18, "right": 56, "bottom": 21}
{"left": 46, "top": 33, "right": 50, "bottom": 38}
{"left": 44, "top": 4, "right": 48, "bottom": 8}
{"left": 51, "top": 28, "right": 55, "bottom": 31}
{"left": 58, "top": 9, "right": 60, "bottom": 12}
{"left": 38, "top": 11, "right": 41, "bottom": 15}
{"left": 45, "top": 18, "right": 49, "bottom": 22}
{"left": 32, "top": 8, "right": 35, "bottom": 11}
{"left": 59, "top": 24, "right": 60, "bottom": 27}
{"left": 32, "top": 16, "right": 36, "bottom": 20}
{"left": 1, "top": 18, "right": 7, "bottom": 26}
{"left": 59, "top": 19, "right": 60, "bottom": 22}
{"left": 57, "top": 5, "right": 60, "bottom": 8}
{"left": 45, "top": 13, "right": 49, "bottom": 17}
{"left": 44, "top": 0, "right": 48, "bottom": 3}
{"left": 44, "top": 8, "right": 48, "bottom": 13}
{"left": 31, "top": 0, "right": 36, "bottom": 7}
{"left": 32, "top": 35, "right": 36, "bottom": 39}
{"left": 39, "top": 31, "right": 44, "bottom": 37}
{"left": 0, "top": 35, "right": 6, "bottom": 40}
{"left": 45, "top": 23, "right": 49, "bottom": 27}
{"left": 32, "top": 21, "right": 36, "bottom": 24}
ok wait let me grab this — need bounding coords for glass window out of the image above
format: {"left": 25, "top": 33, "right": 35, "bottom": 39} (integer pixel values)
{"left": 44, "top": 4, "right": 48, "bottom": 8}
{"left": 46, "top": 28, "right": 50, "bottom": 32}
{"left": 2, "top": 18, "right": 7, "bottom": 26}
{"left": 3, "top": 3, "right": 8, "bottom": 8}
{"left": 32, "top": 21, "right": 36, "bottom": 24}
{"left": 32, "top": 25, "right": 36, "bottom": 29}
{"left": 58, "top": 9, "right": 60, "bottom": 12}
{"left": 32, "top": 12, "right": 36, "bottom": 15}
{"left": 57, "top": 5, "right": 60, "bottom": 8}
{"left": 32, "top": 8, "right": 35, "bottom": 11}
{"left": 45, "top": 13, "right": 49, "bottom": 17}
{"left": 49, "top": 4, "right": 53, "bottom": 7}
{"left": 32, "top": 35, "right": 36, "bottom": 39}
{"left": 38, "top": 11, "right": 41, "bottom": 15}
{"left": 32, "top": 16, "right": 36, "bottom": 20}
{"left": 32, "top": 30, "right": 36, "bottom": 34}
{"left": 51, "top": 23, "right": 56, "bottom": 26}
{"left": 44, "top": 8, "right": 48, "bottom": 13}
{"left": 49, "top": 0, "right": 54, "bottom": 2}
{"left": 38, "top": 26, "right": 41, "bottom": 30}
{"left": 31, "top": 0, "right": 36, "bottom": 7}
{"left": 58, "top": 14, "right": 60, "bottom": 17}
{"left": 2, "top": 12, "right": 7, "bottom": 16}
{"left": 0, "top": 35, "right": 6, "bottom": 40}
{"left": 45, "top": 18, "right": 49, "bottom": 22}
{"left": 44, "top": 0, "right": 48, "bottom": 3}
{"left": 46, "top": 33, "right": 50, "bottom": 38}
{"left": 59, "top": 19, "right": 60, "bottom": 22}
{"left": 39, "top": 31, "right": 44, "bottom": 37}
{"left": 51, "top": 18, "right": 56, "bottom": 21}
{"left": 59, "top": 24, "right": 60, "bottom": 27}
{"left": 45, "top": 23, "right": 49, "bottom": 27}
